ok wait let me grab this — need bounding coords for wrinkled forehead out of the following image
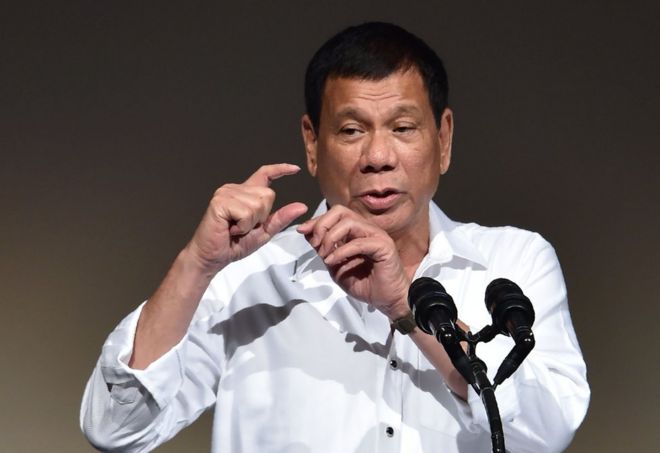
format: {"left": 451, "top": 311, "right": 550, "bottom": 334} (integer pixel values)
{"left": 319, "top": 69, "right": 433, "bottom": 122}
{"left": 322, "top": 66, "right": 427, "bottom": 98}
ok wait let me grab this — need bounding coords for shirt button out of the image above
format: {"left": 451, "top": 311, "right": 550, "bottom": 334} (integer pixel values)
{"left": 389, "top": 359, "right": 398, "bottom": 369}
{"left": 385, "top": 426, "right": 394, "bottom": 437}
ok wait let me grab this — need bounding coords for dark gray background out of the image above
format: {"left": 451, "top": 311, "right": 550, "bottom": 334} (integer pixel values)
{"left": 1, "top": 1, "right": 658, "bottom": 452}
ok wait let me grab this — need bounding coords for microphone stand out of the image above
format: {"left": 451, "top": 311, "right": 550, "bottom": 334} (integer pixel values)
{"left": 440, "top": 324, "right": 507, "bottom": 453}
{"left": 408, "top": 277, "right": 536, "bottom": 452}
{"left": 460, "top": 325, "right": 505, "bottom": 453}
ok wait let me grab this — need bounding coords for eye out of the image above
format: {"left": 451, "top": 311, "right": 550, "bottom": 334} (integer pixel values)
{"left": 393, "top": 125, "right": 416, "bottom": 134}
{"left": 340, "top": 127, "right": 363, "bottom": 136}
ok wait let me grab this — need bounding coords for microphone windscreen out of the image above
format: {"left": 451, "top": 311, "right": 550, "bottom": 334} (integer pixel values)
{"left": 485, "top": 278, "right": 523, "bottom": 312}
{"left": 408, "top": 276, "right": 448, "bottom": 307}
{"left": 485, "top": 278, "right": 534, "bottom": 336}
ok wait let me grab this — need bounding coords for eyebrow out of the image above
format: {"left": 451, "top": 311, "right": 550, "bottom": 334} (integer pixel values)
{"left": 335, "top": 107, "right": 364, "bottom": 120}
{"left": 390, "top": 104, "right": 423, "bottom": 117}
{"left": 334, "top": 104, "right": 424, "bottom": 121}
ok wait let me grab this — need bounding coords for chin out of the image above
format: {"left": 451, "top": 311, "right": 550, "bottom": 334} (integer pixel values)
{"left": 343, "top": 200, "right": 414, "bottom": 234}
{"left": 364, "top": 211, "right": 407, "bottom": 234}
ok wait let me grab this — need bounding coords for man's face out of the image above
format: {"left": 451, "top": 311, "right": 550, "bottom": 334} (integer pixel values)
{"left": 302, "top": 69, "right": 453, "bottom": 240}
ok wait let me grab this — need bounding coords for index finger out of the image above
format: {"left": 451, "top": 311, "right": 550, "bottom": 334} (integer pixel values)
{"left": 244, "top": 163, "right": 301, "bottom": 187}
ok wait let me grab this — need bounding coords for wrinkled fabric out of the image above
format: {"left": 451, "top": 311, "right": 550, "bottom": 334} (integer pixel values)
{"left": 81, "top": 202, "right": 589, "bottom": 453}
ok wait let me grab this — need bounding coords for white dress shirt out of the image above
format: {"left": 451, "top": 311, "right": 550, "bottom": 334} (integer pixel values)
{"left": 81, "top": 202, "right": 590, "bottom": 453}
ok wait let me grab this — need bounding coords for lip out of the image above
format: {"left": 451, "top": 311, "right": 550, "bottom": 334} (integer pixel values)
{"left": 357, "top": 189, "right": 403, "bottom": 212}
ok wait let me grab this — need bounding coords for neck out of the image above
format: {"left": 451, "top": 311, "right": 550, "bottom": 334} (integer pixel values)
{"left": 390, "top": 219, "right": 430, "bottom": 282}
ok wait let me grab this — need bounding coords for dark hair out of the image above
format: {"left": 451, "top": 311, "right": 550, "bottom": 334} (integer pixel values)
{"left": 304, "top": 22, "right": 449, "bottom": 133}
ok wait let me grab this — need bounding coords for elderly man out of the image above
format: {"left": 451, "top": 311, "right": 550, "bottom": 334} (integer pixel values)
{"left": 81, "top": 22, "right": 589, "bottom": 452}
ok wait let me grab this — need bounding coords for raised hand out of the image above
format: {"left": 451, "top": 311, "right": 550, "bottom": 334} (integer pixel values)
{"left": 189, "top": 163, "right": 308, "bottom": 273}
{"left": 297, "top": 205, "right": 410, "bottom": 320}
{"left": 130, "top": 164, "right": 307, "bottom": 369}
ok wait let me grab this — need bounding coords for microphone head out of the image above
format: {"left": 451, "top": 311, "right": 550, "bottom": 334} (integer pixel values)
{"left": 485, "top": 278, "right": 535, "bottom": 337}
{"left": 408, "top": 277, "right": 445, "bottom": 305}
{"left": 408, "top": 277, "right": 457, "bottom": 335}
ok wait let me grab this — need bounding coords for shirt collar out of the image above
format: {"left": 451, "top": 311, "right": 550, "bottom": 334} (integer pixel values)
{"left": 427, "top": 202, "right": 488, "bottom": 269}
{"left": 293, "top": 200, "right": 488, "bottom": 287}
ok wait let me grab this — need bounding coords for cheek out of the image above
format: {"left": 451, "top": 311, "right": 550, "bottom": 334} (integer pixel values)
{"left": 402, "top": 144, "right": 441, "bottom": 173}
{"left": 318, "top": 143, "right": 360, "bottom": 178}
{"left": 315, "top": 150, "right": 357, "bottom": 202}
{"left": 402, "top": 149, "right": 442, "bottom": 196}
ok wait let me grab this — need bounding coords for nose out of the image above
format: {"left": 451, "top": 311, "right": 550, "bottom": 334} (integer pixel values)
{"left": 359, "top": 131, "right": 398, "bottom": 173}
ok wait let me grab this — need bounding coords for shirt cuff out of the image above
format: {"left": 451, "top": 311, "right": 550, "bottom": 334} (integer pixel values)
{"left": 99, "top": 302, "right": 187, "bottom": 410}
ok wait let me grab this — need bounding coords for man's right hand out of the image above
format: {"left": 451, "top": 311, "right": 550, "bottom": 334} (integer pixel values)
{"left": 129, "top": 163, "right": 306, "bottom": 369}
{"left": 186, "top": 163, "right": 309, "bottom": 275}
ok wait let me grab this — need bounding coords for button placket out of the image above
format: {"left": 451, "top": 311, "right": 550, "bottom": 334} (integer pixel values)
{"left": 378, "top": 333, "right": 404, "bottom": 451}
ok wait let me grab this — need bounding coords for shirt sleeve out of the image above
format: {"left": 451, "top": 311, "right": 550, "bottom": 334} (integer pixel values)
{"left": 80, "top": 299, "right": 224, "bottom": 453}
{"left": 452, "top": 233, "right": 590, "bottom": 452}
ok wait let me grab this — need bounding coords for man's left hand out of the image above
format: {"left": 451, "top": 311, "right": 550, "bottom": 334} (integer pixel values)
{"left": 297, "top": 205, "right": 410, "bottom": 320}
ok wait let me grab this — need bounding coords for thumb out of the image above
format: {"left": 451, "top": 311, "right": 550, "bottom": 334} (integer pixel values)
{"left": 263, "top": 202, "right": 309, "bottom": 237}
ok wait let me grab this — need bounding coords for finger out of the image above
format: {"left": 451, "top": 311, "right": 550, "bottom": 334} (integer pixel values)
{"left": 301, "top": 206, "right": 352, "bottom": 248}
{"left": 317, "top": 216, "right": 378, "bottom": 257}
{"left": 324, "top": 237, "right": 391, "bottom": 266}
{"left": 296, "top": 204, "right": 355, "bottom": 235}
{"left": 330, "top": 256, "right": 368, "bottom": 282}
{"left": 244, "top": 163, "right": 301, "bottom": 187}
{"left": 296, "top": 216, "right": 317, "bottom": 234}
{"left": 262, "top": 202, "right": 309, "bottom": 238}
{"left": 296, "top": 204, "right": 346, "bottom": 234}
{"left": 224, "top": 203, "right": 260, "bottom": 236}
{"left": 219, "top": 187, "right": 276, "bottom": 235}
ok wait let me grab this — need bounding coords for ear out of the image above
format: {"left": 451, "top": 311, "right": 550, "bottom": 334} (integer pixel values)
{"left": 301, "top": 114, "right": 318, "bottom": 177}
{"left": 438, "top": 108, "right": 453, "bottom": 175}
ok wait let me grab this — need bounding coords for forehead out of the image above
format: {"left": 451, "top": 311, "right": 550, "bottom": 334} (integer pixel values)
{"left": 321, "top": 70, "right": 432, "bottom": 118}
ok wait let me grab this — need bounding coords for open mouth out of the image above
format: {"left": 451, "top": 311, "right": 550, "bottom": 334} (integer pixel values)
{"left": 369, "top": 189, "right": 398, "bottom": 197}
{"left": 359, "top": 189, "right": 402, "bottom": 212}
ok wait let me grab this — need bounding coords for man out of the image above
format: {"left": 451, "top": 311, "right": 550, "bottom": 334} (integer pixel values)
{"left": 81, "top": 22, "right": 589, "bottom": 452}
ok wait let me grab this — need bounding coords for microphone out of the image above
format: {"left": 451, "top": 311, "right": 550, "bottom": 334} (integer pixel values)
{"left": 408, "top": 277, "right": 474, "bottom": 385}
{"left": 485, "top": 278, "right": 536, "bottom": 385}
{"left": 408, "top": 277, "right": 457, "bottom": 338}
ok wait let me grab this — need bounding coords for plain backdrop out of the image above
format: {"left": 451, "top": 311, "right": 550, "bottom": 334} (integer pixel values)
{"left": 1, "top": 1, "right": 659, "bottom": 452}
